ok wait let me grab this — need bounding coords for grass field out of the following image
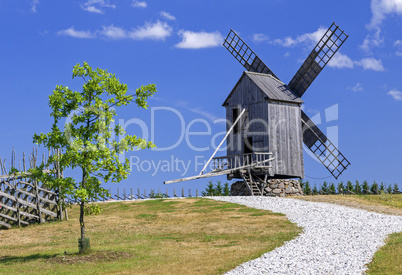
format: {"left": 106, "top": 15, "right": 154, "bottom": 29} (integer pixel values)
{"left": 293, "top": 194, "right": 402, "bottom": 274}
{"left": 0, "top": 198, "right": 301, "bottom": 275}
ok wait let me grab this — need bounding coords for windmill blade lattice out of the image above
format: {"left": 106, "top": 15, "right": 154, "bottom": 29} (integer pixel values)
{"left": 288, "top": 22, "right": 349, "bottom": 98}
{"left": 223, "top": 29, "right": 279, "bottom": 80}
{"left": 301, "top": 110, "right": 350, "bottom": 179}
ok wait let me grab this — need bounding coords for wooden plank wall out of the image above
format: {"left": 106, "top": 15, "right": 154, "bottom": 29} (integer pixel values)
{"left": 268, "top": 101, "right": 304, "bottom": 178}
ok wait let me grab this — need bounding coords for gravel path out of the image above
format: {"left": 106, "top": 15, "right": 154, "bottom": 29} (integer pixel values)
{"left": 210, "top": 196, "right": 402, "bottom": 275}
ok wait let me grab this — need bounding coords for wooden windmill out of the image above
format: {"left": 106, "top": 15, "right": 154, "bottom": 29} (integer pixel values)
{"left": 165, "top": 23, "right": 351, "bottom": 195}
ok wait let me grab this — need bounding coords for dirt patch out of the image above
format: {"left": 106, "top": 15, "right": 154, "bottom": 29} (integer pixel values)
{"left": 292, "top": 195, "right": 402, "bottom": 216}
{"left": 46, "top": 250, "right": 134, "bottom": 265}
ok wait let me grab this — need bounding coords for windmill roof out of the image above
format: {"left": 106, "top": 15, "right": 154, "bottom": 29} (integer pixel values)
{"left": 223, "top": 71, "right": 303, "bottom": 105}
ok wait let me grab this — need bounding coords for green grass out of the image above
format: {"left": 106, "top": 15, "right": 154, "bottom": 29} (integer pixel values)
{"left": 367, "top": 232, "right": 402, "bottom": 274}
{"left": 359, "top": 193, "right": 402, "bottom": 208}
{"left": 0, "top": 198, "right": 301, "bottom": 274}
{"left": 363, "top": 194, "right": 402, "bottom": 274}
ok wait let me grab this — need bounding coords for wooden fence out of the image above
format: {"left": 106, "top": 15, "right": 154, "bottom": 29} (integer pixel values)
{"left": 0, "top": 149, "right": 65, "bottom": 230}
{"left": 69, "top": 187, "right": 202, "bottom": 203}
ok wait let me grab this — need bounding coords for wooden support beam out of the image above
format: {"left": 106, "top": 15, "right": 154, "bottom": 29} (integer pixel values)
{"left": 165, "top": 157, "right": 274, "bottom": 184}
{"left": 199, "top": 108, "right": 246, "bottom": 175}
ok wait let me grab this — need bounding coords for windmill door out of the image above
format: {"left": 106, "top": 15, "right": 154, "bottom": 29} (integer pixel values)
{"left": 244, "top": 136, "right": 253, "bottom": 165}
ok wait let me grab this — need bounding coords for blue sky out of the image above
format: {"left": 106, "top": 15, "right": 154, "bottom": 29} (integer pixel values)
{"left": 1, "top": 0, "right": 402, "bottom": 195}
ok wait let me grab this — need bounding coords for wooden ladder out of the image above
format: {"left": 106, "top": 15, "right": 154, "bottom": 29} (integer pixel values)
{"left": 240, "top": 170, "right": 262, "bottom": 196}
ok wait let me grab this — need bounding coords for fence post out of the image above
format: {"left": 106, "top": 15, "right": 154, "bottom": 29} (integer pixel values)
{"left": 34, "top": 180, "right": 42, "bottom": 223}
{"left": 196, "top": 189, "right": 198, "bottom": 197}
{"left": 14, "top": 180, "right": 21, "bottom": 227}
{"left": 166, "top": 188, "right": 169, "bottom": 198}
{"left": 182, "top": 187, "right": 184, "bottom": 198}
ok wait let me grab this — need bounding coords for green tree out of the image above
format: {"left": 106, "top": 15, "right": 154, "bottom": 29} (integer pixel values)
{"left": 223, "top": 182, "right": 230, "bottom": 196}
{"left": 312, "top": 184, "right": 318, "bottom": 195}
{"left": 337, "top": 182, "right": 345, "bottom": 195}
{"left": 370, "top": 181, "right": 379, "bottom": 195}
{"left": 33, "top": 62, "right": 156, "bottom": 253}
{"left": 321, "top": 181, "right": 329, "bottom": 194}
{"left": 379, "top": 182, "right": 385, "bottom": 193}
{"left": 393, "top": 183, "right": 400, "bottom": 194}
{"left": 355, "top": 180, "right": 361, "bottom": 194}
{"left": 362, "top": 180, "right": 370, "bottom": 194}
{"left": 303, "top": 181, "right": 312, "bottom": 195}
{"left": 202, "top": 181, "right": 215, "bottom": 196}
{"left": 346, "top": 180, "right": 354, "bottom": 194}
{"left": 387, "top": 184, "right": 393, "bottom": 194}
{"left": 329, "top": 183, "right": 336, "bottom": 194}
{"left": 215, "top": 181, "right": 223, "bottom": 196}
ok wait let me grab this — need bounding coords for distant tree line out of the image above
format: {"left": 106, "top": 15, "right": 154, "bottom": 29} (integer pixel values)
{"left": 202, "top": 180, "right": 231, "bottom": 196}
{"left": 299, "top": 180, "right": 401, "bottom": 195}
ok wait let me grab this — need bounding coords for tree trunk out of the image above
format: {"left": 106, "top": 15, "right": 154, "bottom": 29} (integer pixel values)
{"left": 78, "top": 167, "right": 90, "bottom": 254}
{"left": 80, "top": 200, "right": 85, "bottom": 239}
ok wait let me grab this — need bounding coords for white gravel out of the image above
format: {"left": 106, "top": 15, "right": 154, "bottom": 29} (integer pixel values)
{"left": 209, "top": 196, "right": 402, "bottom": 275}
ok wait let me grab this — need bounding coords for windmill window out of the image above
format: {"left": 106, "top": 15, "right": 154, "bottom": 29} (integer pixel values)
{"left": 232, "top": 108, "right": 240, "bottom": 134}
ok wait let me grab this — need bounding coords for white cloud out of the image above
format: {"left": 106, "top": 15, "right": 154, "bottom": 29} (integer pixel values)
{"left": 348, "top": 83, "right": 364, "bottom": 92}
{"left": 360, "top": 29, "right": 384, "bottom": 52}
{"left": 388, "top": 89, "right": 402, "bottom": 101}
{"left": 83, "top": 6, "right": 103, "bottom": 13}
{"left": 253, "top": 33, "right": 269, "bottom": 43}
{"left": 100, "top": 25, "right": 126, "bottom": 39}
{"left": 271, "top": 27, "right": 327, "bottom": 48}
{"left": 81, "top": 0, "right": 116, "bottom": 14}
{"left": 129, "top": 21, "right": 172, "bottom": 40}
{"left": 326, "top": 53, "right": 385, "bottom": 71}
{"left": 160, "top": 11, "right": 175, "bottom": 21}
{"left": 362, "top": 0, "right": 402, "bottom": 51}
{"left": 328, "top": 53, "right": 354, "bottom": 69}
{"left": 57, "top": 22, "right": 172, "bottom": 41}
{"left": 31, "top": 0, "right": 39, "bottom": 13}
{"left": 132, "top": 0, "right": 147, "bottom": 8}
{"left": 356, "top": 57, "right": 385, "bottom": 71}
{"left": 57, "top": 27, "right": 96, "bottom": 39}
{"left": 175, "top": 31, "right": 223, "bottom": 49}
{"left": 394, "top": 40, "right": 402, "bottom": 56}
{"left": 367, "top": 0, "right": 402, "bottom": 30}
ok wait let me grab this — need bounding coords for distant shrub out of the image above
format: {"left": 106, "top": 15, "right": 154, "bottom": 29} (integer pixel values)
{"left": 312, "top": 184, "right": 318, "bottom": 195}
{"left": 371, "top": 181, "right": 379, "bottom": 195}
{"left": 355, "top": 180, "right": 361, "bottom": 194}
{"left": 393, "top": 183, "right": 400, "bottom": 194}
{"left": 321, "top": 181, "right": 329, "bottom": 194}
{"left": 362, "top": 180, "right": 370, "bottom": 194}
{"left": 329, "top": 183, "right": 336, "bottom": 194}
{"left": 338, "top": 182, "right": 345, "bottom": 195}
{"left": 149, "top": 190, "right": 168, "bottom": 198}
{"left": 303, "top": 181, "right": 312, "bottom": 195}
{"left": 202, "top": 180, "right": 231, "bottom": 196}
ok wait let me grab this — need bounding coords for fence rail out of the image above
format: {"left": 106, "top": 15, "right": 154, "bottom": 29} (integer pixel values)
{"left": 212, "top": 152, "right": 273, "bottom": 171}
{"left": 0, "top": 148, "right": 64, "bottom": 230}
{"left": 66, "top": 187, "right": 202, "bottom": 203}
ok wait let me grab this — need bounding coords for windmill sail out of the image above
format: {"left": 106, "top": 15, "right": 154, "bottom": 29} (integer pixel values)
{"left": 301, "top": 110, "right": 350, "bottom": 179}
{"left": 288, "top": 22, "right": 348, "bottom": 98}
{"left": 223, "top": 29, "right": 279, "bottom": 80}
